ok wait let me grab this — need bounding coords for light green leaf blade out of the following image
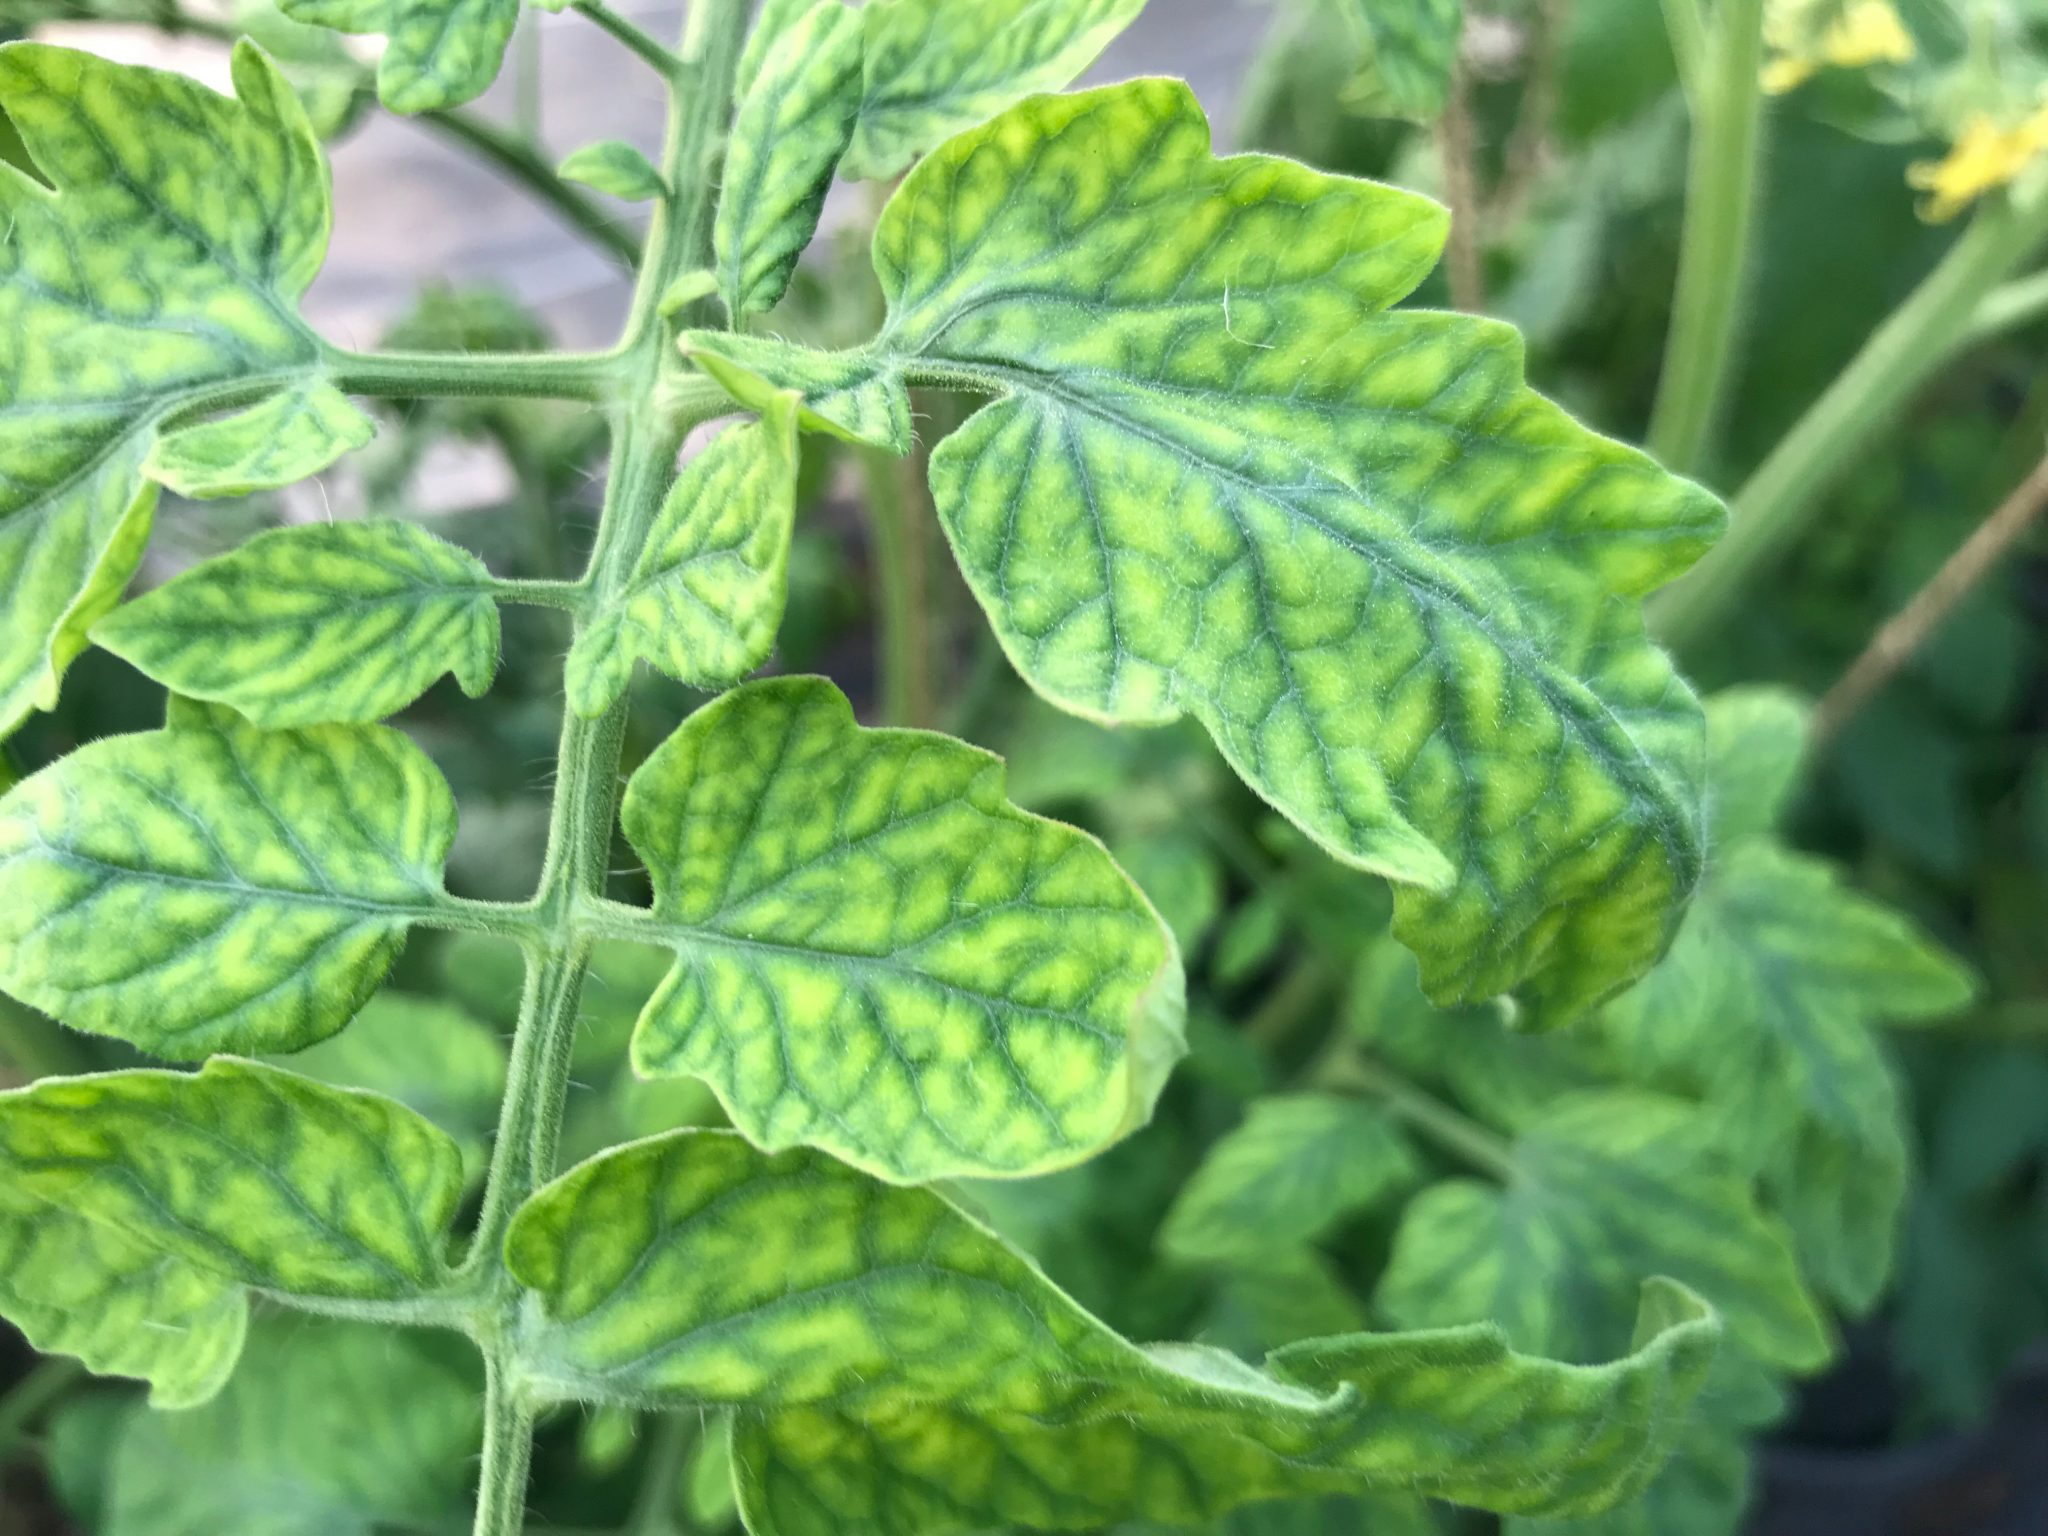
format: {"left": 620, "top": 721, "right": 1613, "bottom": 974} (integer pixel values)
{"left": 1338, "top": 0, "right": 1466, "bottom": 122}
{"left": 1507, "top": 1420, "right": 1750, "bottom": 1536}
{"left": 559, "top": 139, "right": 668, "bottom": 202}
{"left": 686, "top": 337, "right": 912, "bottom": 451}
{"left": 617, "top": 676, "right": 1185, "bottom": 1182}
{"left": 279, "top": 0, "right": 518, "bottom": 113}
{"left": 1703, "top": 685, "right": 1811, "bottom": 843}
{"left": 148, "top": 382, "right": 374, "bottom": 500}
{"left": 0, "top": 42, "right": 355, "bottom": 739}
{"left": 821, "top": 79, "right": 1722, "bottom": 1025}
{"left": 716, "top": 0, "right": 864, "bottom": 318}
{"left": 1376, "top": 1091, "right": 1831, "bottom": 1387}
{"left": 736, "top": 0, "right": 821, "bottom": 94}
{"left": 844, "top": 0, "right": 1149, "bottom": 180}
{"left": 505, "top": 1131, "right": 1716, "bottom": 1529}
{"left": 0, "top": 701, "right": 459, "bottom": 1058}
{"left": 566, "top": 397, "right": 800, "bottom": 717}
{"left": 103, "top": 1317, "right": 482, "bottom": 1536}
{"left": 0, "top": 1179, "right": 248, "bottom": 1409}
{"left": 1160, "top": 1095, "right": 1418, "bottom": 1263}
{"left": 0, "top": 1059, "right": 464, "bottom": 1304}
{"left": 94, "top": 520, "right": 501, "bottom": 728}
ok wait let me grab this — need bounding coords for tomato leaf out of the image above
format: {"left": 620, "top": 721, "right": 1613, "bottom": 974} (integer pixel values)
{"left": 0, "top": 42, "right": 367, "bottom": 739}
{"left": 0, "top": 700, "right": 459, "bottom": 1058}
{"left": 279, "top": 0, "right": 519, "bottom": 113}
{"left": 94, "top": 521, "right": 501, "bottom": 728}
{"left": 559, "top": 139, "right": 668, "bottom": 202}
{"left": 505, "top": 1130, "right": 1718, "bottom": 1530}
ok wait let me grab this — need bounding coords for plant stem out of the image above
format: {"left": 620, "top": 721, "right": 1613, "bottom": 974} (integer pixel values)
{"left": 1319, "top": 1046, "right": 1516, "bottom": 1180}
{"left": 859, "top": 446, "right": 937, "bottom": 727}
{"left": 1437, "top": 52, "right": 1487, "bottom": 313}
{"left": 1646, "top": 0, "right": 1766, "bottom": 473}
{"left": 573, "top": 1, "right": 686, "bottom": 77}
{"left": 475, "top": 1356, "right": 540, "bottom": 1536}
{"left": 1653, "top": 189, "right": 2048, "bottom": 651}
{"left": 0, "top": 1358, "right": 85, "bottom": 1465}
{"left": 1659, "top": 0, "right": 1709, "bottom": 106}
{"left": 625, "top": 1414, "right": 695, "bottom": 1536}
{"left": 1968, "top": 267, "right": 2048, "bottom": 342}
{"left": 417, "top": 108, "right": 642, "bottom": 270}
{"left": 328, "top": 347, "right": 624, "bottom": 403}
{"left": 1813, "top": 450, "right": 2048, "bottom": 744}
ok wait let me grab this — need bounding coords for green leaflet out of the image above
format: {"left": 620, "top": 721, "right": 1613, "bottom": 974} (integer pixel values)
{"left": 147, "top": 382, "right": 374, "bottom": 501}
{"left": 736, "top": 0, "right": 819, "bottom": 94}
{"left": 716, "top": 0, "right": 864, "bottom": 318}
{"left": 505, "top": 1130, "right": 1718, "bottom": 1529}
{"left": 279, "top": 0, "right": 518, "bottom": 113}
{"left": 566, "top": 396, "right": 800, "bottom": 717}
{"left": 0, "top": 43, "right": 364, "bottom": 740}
{"left": 559, "top": 139, "right": 668, "bottom": 202}
{"left": 1598, "top": 687, "right": 1975, "bottom": 1310}
{"left": 103, "top": 1318, "right": 482, "bottom": 1536}
{"left": 692, "top": 80, "right": 1723, "bottom": 1026}
{"left": 1337, "top": 0, "right": 1466, "bottom": 122}
{"left": 1375, "top": 1091, "right": 1831, "bottom": 1387}
{"left": 614, "top": 676, "right": 1186, "bottom": 1182}
{"left": 689, "top": 338, "right": 911, "bottom": 451}
{"left": 0, "top": 1059, "right": 464, "bottom": 1391}
{"left": 94, "top": 521, "right": 502, "bottom": 728}
{"left": 844, "top": 0, "right": 1149, "bottom": 180}
{"left": 1160, "top": 1095, "right": 1419, "bottom": 1263}
{"left": 0, "top": 699, "right": 459, "bottom": 1058}
{"left": 1509, "top": 1424, "right": 1749, "bottom": 1536}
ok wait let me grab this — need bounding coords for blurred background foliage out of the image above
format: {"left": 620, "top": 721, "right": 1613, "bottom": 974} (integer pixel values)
{"left": 2, "top": 1, "right": 2048, "bottom": 1535}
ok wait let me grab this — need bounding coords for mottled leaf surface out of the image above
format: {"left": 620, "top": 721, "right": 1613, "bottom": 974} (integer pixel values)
{"left": 279, "top": 0, "right": 518, "bottom": 113}
{"left": 567, "top": 397, "right": 800, "bottom": 717}
{"left": 559, "top": 139, "right": 667, "bottom": 202}
{"left": 617, "top": 677, "right": 1185, "bottom": 1182}
{"left": 1339, "top": 0, "right": 1465, "bottom": 122}
{"left": 844, "top": 0, "right": 1148, "bottom": 179}
{"left": 1160, "top": 1095, "right": 1418, "bottom": 1262}
{"left": 699, "top": 80, "right": 1722, "bottom": 1026}
{"left": 95, "top": 521, "right": 501, "bottom": 728}
{"left": 1598, "top": 690, "right": 1975, "bottom": 1310}
{"left": 688, "top": 337, "right": 911, "bottom": 451}
{"left": 0, "top": 1059, "right": 464, "bottom": 1314}
{"left": 0, "top": 701, "right": 458, "bottom": 1058}
{"left": 506, "top": 1131, "right": 1716, "bottom": 1530}
{"left": 103, "top": 1318, "right": 482, "bottom": 1536}
{"left": 716, "top": 0, "right": 863, "bottom": 318}
{"left": 1376, "top": 1091, "right": 1829, "bottom": 1386}
{"left": 0, "top": 43, "right": 360, "bottom": 739}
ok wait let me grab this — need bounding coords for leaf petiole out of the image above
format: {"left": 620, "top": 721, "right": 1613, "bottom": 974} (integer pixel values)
{"left": 572, "top": 1, "right": 686, "bottom": 78}
{"left": 1316, "top": 1043, "right": 1516, "bottom": 1181}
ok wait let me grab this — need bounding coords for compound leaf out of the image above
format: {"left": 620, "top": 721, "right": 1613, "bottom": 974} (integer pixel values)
{"left": 0, "top": 1059, "right": 464, "bottom": 1320}
{"left": 94, "top": 520, "right": 501, "bottom": 728}
{"left": 1160, "top": 1095, "right": 1418, "bottom": 1263}
{"left": 279, "top": 0, "right": 517, "bottom": 113}
{"left": 567, "top": 396, "right": 800, "bottom": 717}
{"left": 843, "top": 0, "right": 1149, "bottom": 180}
{"left": 559, "top": 139, "right": 667, "bottom": 202}
{"left": 693, "top": 80, "right": 1722, "bottom": 1027}
{"left": 0, "top": 700, "right": 459, "bottom": 1058}
{"left": 716, "top": 0, "right": 864, "bottom": 318}
{"left": 0, "top": 42, "right": 363, "bottom": 739}
{"left": 505, "top": 1130, "right": 1718, "bottom": 1530}
{"left": 614, "top": 677, "right": 1184, "bottom": 1183}
{"left": 103, "top": 1317, "right": 482, "bottom": 1536}
{"left": 1376, "top": 1091, "right": 1830, "bottom": 1390}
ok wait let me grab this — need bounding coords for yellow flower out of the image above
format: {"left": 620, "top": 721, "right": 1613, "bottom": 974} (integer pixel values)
{"left": 1907, "top": 104, "right": 2048, "bottom": 222}
{"left": 1762, "top": 0, "right": 1916, "bottom": 95}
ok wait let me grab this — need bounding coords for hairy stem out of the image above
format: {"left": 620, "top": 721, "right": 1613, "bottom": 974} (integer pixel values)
{"left": 1654, "top": 189, "right": 2048, "bottom": 651}
{"left": 1646, "top": 0, "right": 1766, "bottom": 472}
{"left": 626, "top": 1414, "right": 696, "bottom": 1536}
{"left": 460, "top": 7, "right": 754, "bottom": 1532}
{"left": 328, "top": 347, "right": 625, "bottom": 403}
{"left": 1813, "top": 451, "right": 2048, "bottom": 744}
{"left": 1318, "top": 1045, "right": 1516, "bottom": 1180}
{"left": 1438, "top": 53, "right": 1487, "bottom": 313}
{"left": 860, "top": 445, "right": 937, "bottom": 727}
{"left": 418, "top": 108, "right": 642, "bottom": 270}
{"left": 574, "top": 0, "right": 686, "bottom": 77}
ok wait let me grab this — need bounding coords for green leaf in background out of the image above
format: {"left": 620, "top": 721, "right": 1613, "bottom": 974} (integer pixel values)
{"left": 698, "top": 80, "right": 1723, "bottom": 1026}
{"left": 101, "top": 1318, "right": 482, "bottom": 1536}
{"left": 1376, "top": 1091, "right": 1830, "bottom": 1388}
{"left": 0, "top": 700, "right": 459, "bottom": 1058}
{"left": 1160, "top": 1095, "right": 1418, "bottom": 1263}
{"left": 1599, "top": 689, "right": 1977, "bottom": 1310}
{"left": 842, "top": 0, "right": 1148, "bottom": 179}
{"left": 1336, "top": 0, "right": 1465, "bottom": 122}
{"left": 506, "top": 1129, "right": 1717, "bottom": 1530}
{"left": 616, "top": 676, "right": 1186, "bottom": 1182}
{"left": 567, "top": 395, "right": 800, "bottom": 716}
{"left": 0, "top": 42, "right": 365, "bottom": 740}
{"left": 278, "top": 0, "right": 517, "bottom": 113}
{"left": 1508, "top": 1424, "right": 1749, "bottom": 1536}
{"left": 0, "top": 1060, "right": 463, "bottom": 1336}
{"left": 559, "top": 138, "right": 668, "bottom": 201}
{"left": 94, "top": 521, "right": 502, "bottom": 728}
{"left": 716, "top": 0, "right": 864, "bottom": 318}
